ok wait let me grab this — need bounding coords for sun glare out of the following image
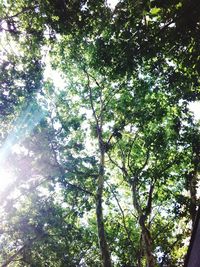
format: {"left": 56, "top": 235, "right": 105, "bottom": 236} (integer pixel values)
{"left": 0, "top": 167, "right": 14, "bottom": 193}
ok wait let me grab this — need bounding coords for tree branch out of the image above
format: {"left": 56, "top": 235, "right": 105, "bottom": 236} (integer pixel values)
{"left": 106, "top": 181, "right": 134, "bottom": 249}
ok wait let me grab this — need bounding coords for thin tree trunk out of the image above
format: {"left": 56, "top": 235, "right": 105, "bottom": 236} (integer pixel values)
{"left": 131, "top": 182, "right": 155, "bottom": 267}
{"left": 86, "top": 69, "right": 112, "bottom": 267}
{"left": 139, "top": 216, "right": 155, "bottom": 267}
{"left": 188, "top": 144, "right": 200, "bottom": 225}
{"left": 137, "top": 234, "right": 143, "bottom": 267}
{"left": 189, "top": 172, "right": 197, "bottom": 225}
{"left": 186, "top": 165, "right": 198, "bottom": 226}
{"left": 96, "top": 142, "right": 112, "bottom": 267}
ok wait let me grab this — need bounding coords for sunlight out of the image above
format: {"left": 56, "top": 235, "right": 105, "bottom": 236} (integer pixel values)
{"left": 189, "top": 101, "right": 200, "bottom": 121}
{"left": 43, "top": 50, "right": 66, "bottom": 90}
{"left": 0, "top": 103, "right": 45, "bottom": 194}
{"left": 107, "top": 0, "right": 119, "bottom": 9}
{"left": 0, "top": 166, "right": 13, "bottom": 193}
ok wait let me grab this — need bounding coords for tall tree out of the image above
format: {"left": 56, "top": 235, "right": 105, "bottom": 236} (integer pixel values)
{"left": 1, "top": 1, "right": 200, "bottom": 266}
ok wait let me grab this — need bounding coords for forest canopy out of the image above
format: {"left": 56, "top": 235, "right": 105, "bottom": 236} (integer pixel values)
{"left": 0, "top": 0, "right": 200, "bottom": 266}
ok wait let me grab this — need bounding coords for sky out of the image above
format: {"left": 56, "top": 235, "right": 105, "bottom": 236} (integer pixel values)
{"left": 107, "top": 0, "right": 119, "bottom": 9}
{"left": 189, "top": 101, "right": 200, "bottom": 121}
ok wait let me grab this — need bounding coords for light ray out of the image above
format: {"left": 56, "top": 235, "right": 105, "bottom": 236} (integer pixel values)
{"left": 0, "top": 102, "right": 46, "bottom": 191}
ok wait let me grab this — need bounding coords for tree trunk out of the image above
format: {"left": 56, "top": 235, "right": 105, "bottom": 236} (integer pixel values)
{"left": 87, "top": 72, "right": 112, "bottom": 266}
{"left": 96, "top": 140, "right": 112, "bottom": 267}
{"left": 131, "top": 182, "right": 155, "bottom": 267}
{"left": 189, "top": 172, "right": 197, "bottom": 225}
{"left": 139, "top": 216, "right": 155, "bottom": 267}
{"left": 188, "top": 144, "right": 200, "bottom": 225}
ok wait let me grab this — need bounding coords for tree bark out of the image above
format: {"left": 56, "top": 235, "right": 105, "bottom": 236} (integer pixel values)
{"left": 189, "top": 172, "right": 197, "bottom": 225}
{"left": 139, "top": 216, "right": 155, "bottom": 267}
{"left": 188, "top": 141, "right": 200, "bottom": 225}
{"left": 86, "top": 69, "right": 112, "bottom": 267}
{"left": 186, "top": 159, "right": 198, "bottom": 226}
{"left": 96, "top": 141, "right": 112, "bottom": 267}
{"left": 131, "top": 182, "right": 155, "bottom": 267}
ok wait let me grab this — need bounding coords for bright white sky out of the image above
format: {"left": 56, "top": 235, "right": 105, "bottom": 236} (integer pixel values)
{"left": 107, "top": 0, "right": 119, "bottom": 9}
{"left": 189, "top": 101, "right": 200, "bottom": 121}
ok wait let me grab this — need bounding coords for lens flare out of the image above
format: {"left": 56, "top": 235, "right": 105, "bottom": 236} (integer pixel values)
{"left": 0, "top": 102, "right": 46, "bottom": 192}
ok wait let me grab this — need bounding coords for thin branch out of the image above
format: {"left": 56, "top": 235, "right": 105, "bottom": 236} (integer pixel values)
{"left": 86, "top": 72, "right": 104, "bottom": 91}
{"left": 144, "top": 180, "right": 155, "bottom": 218}
{"left": 1, "top": 6, "right": 36, "bottom": 22}
{"left": 157, "top": 157, "right": 178, "bottom": 176}
{"left": 62, "top": 180, "right": 95, "bottom": 197}
{"left": 107, "top": 151, "right": 126, "bottom": 175}
{"left": 106, "top": 132, "right": 115, "bottom": 145}
{"left": 106, "top": 181, "right": 133, "bottom": 244}
{"left": 83, "top": 68, "right": 99, "bottom": 129}
{"left": 102, "top": 82, "right": 125, "bottom": 112}
{"left": 127, "top": 133, "right": 139, "bottom": 175}
{"left": 135, "top": 146, "right": 151, "bottom": 178}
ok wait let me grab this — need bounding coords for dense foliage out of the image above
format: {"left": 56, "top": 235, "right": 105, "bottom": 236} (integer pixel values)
{"left": 0, "top": 0, "right": 200, "bottom": 266}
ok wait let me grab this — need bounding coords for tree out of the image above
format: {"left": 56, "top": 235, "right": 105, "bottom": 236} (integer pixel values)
{"left": 0, "top": 1, "right": 200, "bottom": 266}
